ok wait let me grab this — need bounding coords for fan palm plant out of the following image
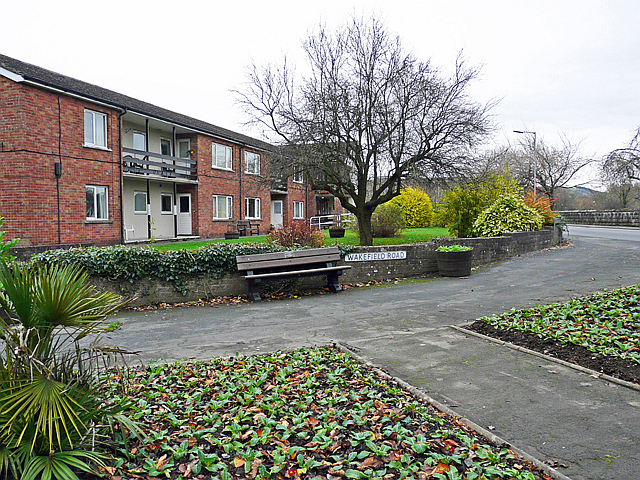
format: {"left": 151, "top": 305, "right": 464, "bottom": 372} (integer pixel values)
{"left": 0, "top": 261, "right": 132, "bottom": 479}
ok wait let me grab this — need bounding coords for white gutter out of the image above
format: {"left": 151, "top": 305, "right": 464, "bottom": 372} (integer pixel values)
{"left": 0, "top": 66, "right": 25, "bottom": 83}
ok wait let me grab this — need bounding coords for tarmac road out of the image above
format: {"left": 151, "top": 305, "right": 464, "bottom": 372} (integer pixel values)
{"left": 110, "top": 234, "right": 640, "bottom": 480}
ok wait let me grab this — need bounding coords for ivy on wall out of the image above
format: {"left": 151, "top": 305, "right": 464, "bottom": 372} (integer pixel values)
{"left": 32, "top": 243, "right": 357, "bottom": 294}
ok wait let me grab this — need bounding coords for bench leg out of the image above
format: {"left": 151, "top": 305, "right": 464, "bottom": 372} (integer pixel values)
{"left": 327, "top": 272, "right": 342, "bottom": 293}
{"left": 248, "top": 280, "right": 262, "bottom": 301}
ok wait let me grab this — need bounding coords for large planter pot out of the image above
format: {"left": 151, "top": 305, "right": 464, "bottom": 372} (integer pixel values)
{"left": 328, "top": 228, "right": 345, "bottom": 238}
{"left": 436, "top": 249, "right": 473, "bottom": 277}
{"left": 224, "top": 231, "right": 240, "bottom": 240}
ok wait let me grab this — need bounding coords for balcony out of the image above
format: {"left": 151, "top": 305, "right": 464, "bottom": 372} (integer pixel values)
{"left": 122, "top": 147, "right": 197, "bottom": 183}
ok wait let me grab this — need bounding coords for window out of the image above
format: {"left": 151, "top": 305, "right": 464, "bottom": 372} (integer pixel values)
{"left": 86, "top": 185, "right": 108, "bottom": 220}
{"left": 213, "top": 195, "right": 233, "bottom": 220}
{"left": 84, "top": 109, "right": 107, "bottom": 148}
{"left": 245, "top": 198, "right": 261, "bottom": 219}
{"left": 133, "top": 131, "right": 146, "bottom": 151}
{"left": 134, "top": 191, "right": 147, "bottom": 214}
{"left": 161, "top": 138, "right": 172, "bottom": 156}
{"left": 177, "top": 139, "right": 191, "bottom": 158}
{"left": 245, "top": 151, "right": 260, "bottom": 175}
{"left": 212, "top": 143, "right": 233, "bottom": 170}
{"left": 293, "top": 201, "right": 304, "bottom": 219}
{"left": 161, "top": 194, "right": 173, "bottom": 214}
{"left": 293, "top": 169, "right": 303, "bottom": 183}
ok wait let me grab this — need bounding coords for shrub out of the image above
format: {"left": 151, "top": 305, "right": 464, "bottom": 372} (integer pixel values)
{"left": 371, "top": 203, "right": 406, "bottom": 238}
{"left": 388, "top": 187, "right": 433, "bottom": 227}
{"left": 266, "top": 221, "right": 325, "bottom": 248}
{"left": 522, "top": 191, "right": 556, "bottom": 225}
{"left": 473, "top": 195, "right": 544, "bottom": 237}
{"left": 433, "top": 171, "right": 521, "bottom": 238}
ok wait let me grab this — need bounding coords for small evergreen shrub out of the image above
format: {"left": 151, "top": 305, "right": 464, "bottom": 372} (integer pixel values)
{"left": 433, "top": 171, "right": 521, "bottom": 238}
{"left": 266, "top": 221, "right": 325, "bottom": 248}
{"left": 473, "top": 195, "right": 544, "bottom": 237}
{"left": 522, "top": 191, "right": 556, "bottom": 225}
{"left": 388, "top": 187, "right": 433, "bottom": 227}
{"left": 371, "top": 203, "right": 406, "bottom": 238}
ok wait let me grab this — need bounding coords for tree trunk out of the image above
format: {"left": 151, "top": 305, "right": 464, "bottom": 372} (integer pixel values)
{"left": 357, "top": 211, "right": 374, "bottom": 246}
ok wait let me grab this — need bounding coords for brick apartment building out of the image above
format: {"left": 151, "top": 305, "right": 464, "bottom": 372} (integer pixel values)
{"left": 0, "top": 53, "right": 333, "bottom": 248}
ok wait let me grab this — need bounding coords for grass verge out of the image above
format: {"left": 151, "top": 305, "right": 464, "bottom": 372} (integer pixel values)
{"left": 102, "top": 347, "right": 545, "bottom": 479}
{"left": 151, "top": 228, "right": 449, "bottom": 251}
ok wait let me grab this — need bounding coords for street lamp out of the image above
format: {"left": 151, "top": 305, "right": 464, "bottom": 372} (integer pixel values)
{"left": 514, "top": 130, "right": 537, "bottom": 198}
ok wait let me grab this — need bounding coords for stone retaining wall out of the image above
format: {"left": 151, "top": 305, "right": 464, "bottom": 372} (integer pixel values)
{"left": 557, "top": 210, "right": 640, "bottom": 227}
{"left": 93, "top": 227, "right": 559, "bottom": 307}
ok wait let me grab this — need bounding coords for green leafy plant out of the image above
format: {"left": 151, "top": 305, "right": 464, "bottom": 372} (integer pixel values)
{"left": 370, "top": 203, "right": 407, "bottom": 238}
{"left": 0, "top": 217, "right": 18, "bottom": 264}
{"left": 436, "top": 245, "right": 472, "bottom": 252}
{"left": 0, "top": 262, "right": 135, "bottom": 479}
{"left": 388, "top": 187, "right": 434, "bottom": 228}
{"left": 472, "top": 195, "right": 544, "bottom": 237}
{"left": 266, "top": 221, "right": 325, "bottom": 248}
{"left": 433, "top": 172, "right": 521, "bottom": 238}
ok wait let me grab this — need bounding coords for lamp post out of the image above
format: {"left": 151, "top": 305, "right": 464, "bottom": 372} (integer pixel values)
{"left": 514, "top": 130, "right": 537, "bottom": 198}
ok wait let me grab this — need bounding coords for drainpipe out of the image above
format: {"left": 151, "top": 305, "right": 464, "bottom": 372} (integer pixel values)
{"left": 118, "top": 108, "right": 127, "bottom": 244}
{"left": 55, "top": 95, "right": 62, "bottom": 246}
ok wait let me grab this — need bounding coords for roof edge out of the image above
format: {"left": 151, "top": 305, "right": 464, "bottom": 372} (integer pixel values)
{"left": 0, "top": 66, "right": 24, "bottom": 83}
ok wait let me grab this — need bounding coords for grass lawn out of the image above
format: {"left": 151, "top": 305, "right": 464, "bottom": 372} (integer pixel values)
{"left": 103, "top": 347, "right": 543, "bottom": 480}
{"left": 151, "top": 227, "right": 449, "bottom": 251}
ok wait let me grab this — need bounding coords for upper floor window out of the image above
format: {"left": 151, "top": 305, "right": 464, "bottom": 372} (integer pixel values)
{"left": 245, "top": 151, "right": 260, "bottom": 175}
{"left": 177, "top": 139, "right": 191, "bottom": 159}
{"left": 133, "top": 131, "right": 146, "bottom": 152}
{"left": 213, "top": 143, "right": 233, "bottom": 170}
{"left": 293, "top": 169, "right": 304, "bottom": 183}
{"left": 84, "top": 109, "right": 107, "bottom": 148}
{"left": 86, "top": 185, "right": 108, "bottom": 220}
{"left": 161, "top": 138, "right": 172, "bottom": 156}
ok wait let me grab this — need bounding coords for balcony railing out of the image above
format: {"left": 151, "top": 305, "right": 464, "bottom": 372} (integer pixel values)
{"left": 122, "top": 147, "right": 197, "bottom": 182}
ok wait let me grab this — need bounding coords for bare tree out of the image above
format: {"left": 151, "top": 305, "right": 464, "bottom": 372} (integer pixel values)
{"left": 236, "top": 17, "right": 493, "bottom": 245}
{"left": 602, "top": 127, "right": 640, "bottom": 208}
{"left": 509, "top": 135, "right": 594, "bottom": 206}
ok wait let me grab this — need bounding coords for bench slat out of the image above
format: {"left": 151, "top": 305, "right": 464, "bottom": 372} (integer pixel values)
{"left": 244, "top": 265, "right": 350, "bottom": 280}
{"left": 236, "top": 247, "right": 341, "bottom": 270}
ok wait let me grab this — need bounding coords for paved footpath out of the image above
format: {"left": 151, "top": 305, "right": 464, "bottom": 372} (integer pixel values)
{"left": 111, "top": 233, "right": 640, "bottom": 480}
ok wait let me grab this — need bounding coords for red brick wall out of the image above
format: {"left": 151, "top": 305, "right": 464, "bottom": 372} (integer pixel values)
{"left": 0, "top": 79, "right": 122, "bottom": 246}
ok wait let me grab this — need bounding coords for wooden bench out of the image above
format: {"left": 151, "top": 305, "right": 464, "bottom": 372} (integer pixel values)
{"left": 236, "top": 246, "right": 351, "bottom": 301}
{"left": 235, "top": 220, "right": 260, "bottom": 236}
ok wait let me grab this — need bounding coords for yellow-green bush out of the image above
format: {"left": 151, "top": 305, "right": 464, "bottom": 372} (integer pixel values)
{"left": 473, "top": 195, "right": 544, "bottom": 237}
{"left": 389, "top": 187, "right": 433, "bottom": 228}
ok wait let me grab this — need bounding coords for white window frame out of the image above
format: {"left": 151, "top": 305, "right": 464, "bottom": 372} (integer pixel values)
{"left": 160, "top": 138, "right": 172, "bottom": 156}
{"left": 212, "top": 142, "right": 233, "bottom": 170}
{"left": 293, "top": 169, "right": 303, "bottom": 183}
{"left": 160, "top": 194, "right": 173, "bottom": 214}
{"left": 134, "top": 191, "right": 148, "bottom": 214}
{"left": 245, "top": 197, "right": 261, "bottom": 220}
{"left": 84, "top": 109, "right": 107, "bottom": 149}
{"left": 244, "top": 151, "right": 260, "bottom": 175}
{"left": 133, "top": 131, "right": 146, "bottom": 152}
{"left": 212, "top": 195, "right": 233, "bottom": 220}
{"left": 293, "top": 201, "right": 304, "bottom": 219}
{"left": 177, "top": 138, "right": 191, "bottom": 159}
{"left": 86, "top": 185, "right": 108, "bottom": 221}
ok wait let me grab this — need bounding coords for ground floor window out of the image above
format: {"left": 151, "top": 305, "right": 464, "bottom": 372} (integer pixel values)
{"left": 213, "top": 195, "right": 233, "bottom": 219}
{"left": 134, "top": 191, "right": 147, "bottom": 214}
{"left": 86, "top": 185, "right": 108, "bottom": 220}
{"left": 293, "top": 201, "right": 304, "bottom": 219}
{"left": 161, "top": 194, "right": 173, "bottom": 214}
{"left": 245, "top": 197, "right": 261, "bottom": 219}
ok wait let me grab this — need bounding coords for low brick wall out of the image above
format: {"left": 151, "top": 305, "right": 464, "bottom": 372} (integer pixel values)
{"left": 557, "top": 210, "right": 640, "bottom": 227}
{"left": 94, "top": 227, "right": 559, "bottom": 307}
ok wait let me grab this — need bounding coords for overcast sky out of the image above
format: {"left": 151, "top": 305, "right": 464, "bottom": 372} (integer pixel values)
{"left": 3, "top": 0, "right": 639, "bottom": 186}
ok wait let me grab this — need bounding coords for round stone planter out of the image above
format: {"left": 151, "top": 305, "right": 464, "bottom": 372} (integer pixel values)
{"left": 435, "top": 249, "right": 473, "bottom": 277}
{"left": 328, "top": 228, "right": 346, "bottom": 238}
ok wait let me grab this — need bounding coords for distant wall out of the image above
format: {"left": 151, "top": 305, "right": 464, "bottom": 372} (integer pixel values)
{"left": 557, "top": 210, "right": 640, "bottom": 227}
{"left": 93, "top": 227, "right": 559, "bottom": 307}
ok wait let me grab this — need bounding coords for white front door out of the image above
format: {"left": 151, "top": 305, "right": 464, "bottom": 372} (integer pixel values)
{"left": 177, "top": 194, "right": 192, "bottom": 235}
{"left": 271, "top": 200, "right": 283, "bottom": 228}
